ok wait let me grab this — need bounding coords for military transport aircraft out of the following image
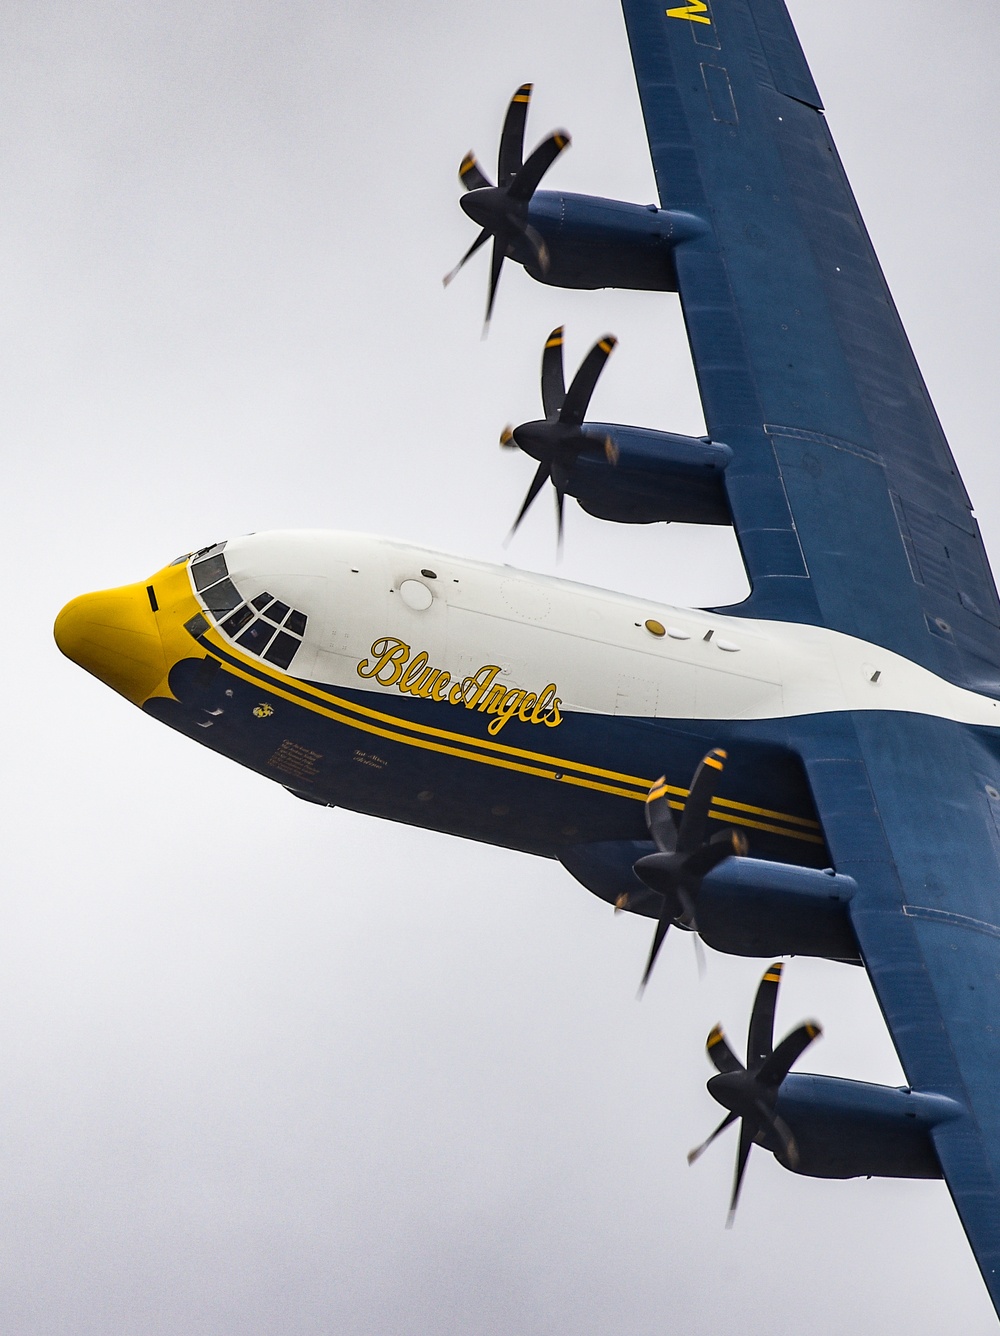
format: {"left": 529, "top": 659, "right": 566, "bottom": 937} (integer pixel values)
{"left": 53, "top": 0, "right": 1000, "bottom": 1321}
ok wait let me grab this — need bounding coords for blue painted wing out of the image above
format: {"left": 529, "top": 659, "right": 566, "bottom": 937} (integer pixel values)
{"left": 620, "top": 0, "right": 1000, "bottom": 1311}
{"left": 623, "top": 0, "right": 1000, "bottom": 691}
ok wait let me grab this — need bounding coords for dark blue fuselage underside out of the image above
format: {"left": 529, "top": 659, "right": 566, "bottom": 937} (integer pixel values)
{"left": 149, "top": 650, "right": 830, "bottom": 868}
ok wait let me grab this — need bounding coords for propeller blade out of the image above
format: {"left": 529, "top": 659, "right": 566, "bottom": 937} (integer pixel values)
{"left": 684, "top": 826, "right": 745, "bottom": 877}
{"left": 764, "top": 1109, "right": 800, "bottom": 1171}
{"left": 443, "top": 227, "right": 490, "bottom": 287}
{"left": 692, "top": 964, "right": 819, "bottom": 1220}
{"left": 499, "top": 425, "right": 516, "bottom": 448}
{"left": 727, "top": 1118, "right": 756, "bottom": 1227}
{"left": 746, "top": 962, "right": 783, "bottom": 1072}
{"left": 560, "top": 335, "right": 617, "bottom": 426}
{"left": 687, "top": 1111, "right": 737, "bottom": 1165}
{"left": 676, "top": 748, "right": 727, "bottom": 854}
{"left": 638, "top": 912, "right": 671, "bottom": 995}
{"left": 614, "top": 887, "right": 657, "bottom": 915}
{"left": 541, "top": 326, "right": 567, "bottom": 420}
{"left": 683, "top": 822, "right": 747, "bottom": 876}
{"left": 693, "top": 929, "right": 707, "bottom": 979}
{"left": 706, "top": 1024, "right": 744, "bottom": 1075}
{"left": 677, "top": 884, "right": 698, "bottom": 931}
{"left": 498, "top": 83, "right": 532, "bottom": 187}
{"left": 644, "top": 775, "right": 679, "bottom": 854}
{"left": 459, "top": 151, "right": 493, "bottom": 193}
{"left": 483, "top": 235, "right": 506, "bottom": 330}
{"left": 519, "top": 221, "right": 550, "bottom": 276}
{"left": 758, "top": 1022, "right": 822, "bottom": 1089}
{"left": 551, "top": 462, "right": 571, "bottom": 554}
{"left": 508, "top": 130, "right": 570, "bottom": 202}
{"left": 509, "top": 460, "right": 551, "bottom": 537}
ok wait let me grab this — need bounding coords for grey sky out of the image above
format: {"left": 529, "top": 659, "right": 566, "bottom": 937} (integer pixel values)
{"left": 4, "top": 0, "right": 1000, "bottom": 1331}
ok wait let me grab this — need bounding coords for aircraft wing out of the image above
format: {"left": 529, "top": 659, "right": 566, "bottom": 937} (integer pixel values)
{"left": 620, "top": 0, "right": 1000, "bottom": 1309}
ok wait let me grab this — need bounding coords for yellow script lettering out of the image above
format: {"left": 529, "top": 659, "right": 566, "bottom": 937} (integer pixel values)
{"left": 477, "top": 682, "right": 507, "bottom": 715}
{"left": 357, "top": 637, "right": 563, "bottom": 732}
{"left": 357, "top": 637, "right": 410, "bottom": 687}
{"left": 517, "top": 693, "right": 538, "bottom": 723}
{"left": 463, "top": 665, "right": 501, "bottom": 710}
{"left": 430, "top": 671, "right": 451, "bottom": 702}
{"left": 486, "top": 688, "right": 527, "bottom": 736}
{"left": 398, "top": 652, "right": 430, "bottom": 694}
{"left": 531, "top": 684, "right": 556, "bottom": 723}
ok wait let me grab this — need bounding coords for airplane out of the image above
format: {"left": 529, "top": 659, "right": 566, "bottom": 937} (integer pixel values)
{"left": 52, "top": 0, "right": 1000, "bottom": 1320}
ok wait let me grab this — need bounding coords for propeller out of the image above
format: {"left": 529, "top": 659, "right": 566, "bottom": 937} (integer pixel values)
{"left": 687, "top": 962, "right": 822, "bottom": 1225}
{"left": 502, "top": 325, "right": 618, "bottom": 546}
{"left": 444, "top": 84, "right": 571, "bottom": 330}
{"left": 628, "top": 749, "right": 748, "bottom": 992}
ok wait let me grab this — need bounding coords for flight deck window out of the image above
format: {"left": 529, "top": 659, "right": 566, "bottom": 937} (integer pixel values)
{"left": 192, "top": 553, "right": 228, "bottom": 590}
{"left": 263, "top": 631, "right": 300, "bottom": 670}
{"left": 193, "top": 557, "right": 309, "bottom": 670}
{"left": 222, "top": 604, "right": 253, "bottom": 636}
{"left": 237, "top": 619, "right": 277, "bottom": 654}
{"left": 201, "top": 578, "right": 242, "bottom": 618}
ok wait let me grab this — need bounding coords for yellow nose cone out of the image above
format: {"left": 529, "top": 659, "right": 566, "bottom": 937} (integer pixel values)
{"left": 54, "top": 582, "right": 169, "bottom": 706}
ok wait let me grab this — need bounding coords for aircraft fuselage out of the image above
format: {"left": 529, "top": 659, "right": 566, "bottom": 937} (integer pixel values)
{"left": 54, "top": 530, "right": 1000, "bottom": 910}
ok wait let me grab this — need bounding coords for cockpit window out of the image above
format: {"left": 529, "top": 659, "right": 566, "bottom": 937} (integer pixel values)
{"left": 200, "top": 578, "right": 242, "bottom": 618}
{"left": 192, "top": 553, "right": 228, "bottom": 591}
{"left": 188, "top": 551, "right": 307, "bottom": 672}
{"left": 263, "top": 631, "right": 300, "bottom": 670}
{"left": 221, "top": 604, "right": 253, "bottom": 636}
{"left": 237, "top": 619, "right": 277, "bottom": 654}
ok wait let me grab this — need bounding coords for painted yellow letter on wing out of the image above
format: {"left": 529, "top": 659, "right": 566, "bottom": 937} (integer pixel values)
{"left": 666, "top": 0, "right": 710, "bottom": 23}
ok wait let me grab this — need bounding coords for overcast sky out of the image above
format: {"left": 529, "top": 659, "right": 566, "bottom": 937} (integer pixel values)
{"left": 4, "top": 1, "right": 1000, "bottom": 1331}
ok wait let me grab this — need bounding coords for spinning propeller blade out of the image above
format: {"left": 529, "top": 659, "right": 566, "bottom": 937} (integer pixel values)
{"left": 446, "top": 85, "right": 570, "bottom": 328}
{"left": 632, "top": 750, "right": 747, "bottom": 992}
{"left": 688, "top": 963, "right": 822, "bottom": 1224}
{"left": 504, "top": 326, "right": 618, "bottom": 544}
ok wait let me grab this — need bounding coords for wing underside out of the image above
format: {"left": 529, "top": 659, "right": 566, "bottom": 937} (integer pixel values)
{"left": 623, "top": 0, "right": 1000, "bottom": 689}
{"left": 620, "top": 0, "right": 1000, "bottom": 1311}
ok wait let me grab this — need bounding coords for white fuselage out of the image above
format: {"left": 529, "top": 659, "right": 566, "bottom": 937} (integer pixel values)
{"left": 217, "top": 530, "right": 1000, "bottom": 731}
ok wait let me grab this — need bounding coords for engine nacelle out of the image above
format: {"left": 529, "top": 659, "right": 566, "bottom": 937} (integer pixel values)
{"left": 508, "top": 192, "right": 708, "bottom": 291}
{"left": 560, "top": 841, "right": 860, "bottom": 964}
{"left": 770, "top": 1075, "right": 961, "bottom": 1180}
{"left": 571, "top": 425, "right": 731, "bottom": 526}
{"left": 697, "top": 858, "right": 859, "bottom": 963}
